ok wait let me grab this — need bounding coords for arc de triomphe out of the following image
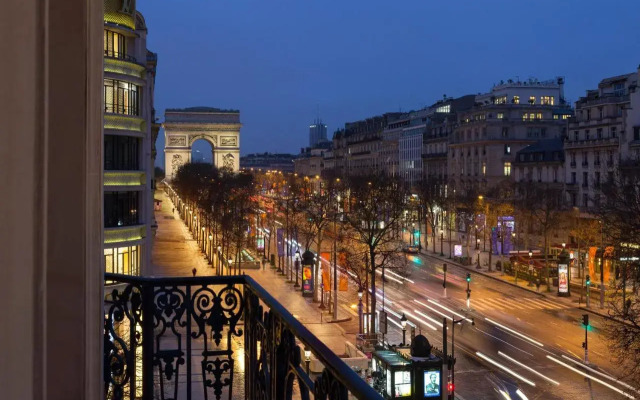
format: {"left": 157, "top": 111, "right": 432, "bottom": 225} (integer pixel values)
{"left": 164, "top": 107, "right": 241, "bottom": 179}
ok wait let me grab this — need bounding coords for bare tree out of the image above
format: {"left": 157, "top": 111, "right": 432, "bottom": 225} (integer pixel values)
{"left": 595, "top": 167, "right": 640, "bottom": 386}
{"left": 417, "top": 177, "right": 447, "bottom": 254}
{"left": 515, "top": 182, "right": 568, "bottom": 290}
{"left": 343, "top": 175, "right": 406, "bottom": 335}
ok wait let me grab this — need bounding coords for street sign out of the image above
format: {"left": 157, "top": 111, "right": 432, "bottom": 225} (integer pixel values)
{"left": 558, "top": 264, "right": 569, "bottom": 294}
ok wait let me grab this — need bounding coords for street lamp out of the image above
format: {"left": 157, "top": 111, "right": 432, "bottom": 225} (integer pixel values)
{"left": 228, "top": 259, "right": 233, "bottom": 275}
{"left": 528, "top": 250, "right": 534, "bottom": 287}
{"left": 357, "top": 289, "right": 364, "bottom": 334}
{"left": 440, "top": 229, "right": 444, "bottom": 256}
{"left": 217, "top": 245, "right": 222, "bottom": 275}
{"left": 304, "top": 347, "right": 311, "bottom": 374}
{"left": 400, "top": 313, "right": 408, "bottom": 346}
{"left": 201, "top": 226, "right": 205, "bottom": 251}
{"left": 208, "top": 234, "right": 213, "bottom": 265}
{"left": 294, "top": 250, "right": 301, "bottom": 287}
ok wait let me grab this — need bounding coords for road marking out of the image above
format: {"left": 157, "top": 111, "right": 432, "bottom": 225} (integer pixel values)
{"left": 475, "top": 327, "right": 534, "bottom": 357}
{"left": 485, "top": 318, "right": 544, "bottom": 347}
{"left": 498, "top": 351, "right": 560, "bottom": 385}
{"left": 476, "top": 351, "right": 536, "bottom": 387}
{"left": 480, "top": 297, "right": 508, "bottom": 310}
{"left": 547, "top": 355, "right": 636, "bottom": 399}
{"left": 402, "top": 310, "right": 438, "bottom": 330}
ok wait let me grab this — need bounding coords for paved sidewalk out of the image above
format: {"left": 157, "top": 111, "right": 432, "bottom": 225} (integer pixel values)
{"left": 153, "top": 189, "right": 358, "bottom": 356}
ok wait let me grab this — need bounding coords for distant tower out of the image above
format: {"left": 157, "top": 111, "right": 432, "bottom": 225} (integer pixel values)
{"left": 309, "top": 118, "right": 327, "bottom": 147}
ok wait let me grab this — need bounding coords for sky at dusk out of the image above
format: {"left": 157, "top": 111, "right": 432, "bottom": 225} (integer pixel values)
{"left": 139, "top": 0, "right": 640, "bottom": 168}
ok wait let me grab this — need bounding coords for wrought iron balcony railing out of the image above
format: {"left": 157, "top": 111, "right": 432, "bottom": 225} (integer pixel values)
{"left": 104, "top": 273, "right": 381, "bottom": 400}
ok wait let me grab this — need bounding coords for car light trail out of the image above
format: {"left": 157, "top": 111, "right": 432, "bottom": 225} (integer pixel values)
{"left": 402, "top": 310, "right": 438, "bottom": 331}
{"left": 546, "top": 355, "right": 636, "bottom": 399}
{"left": 516, "top": 389, "right": 529, "bottom": 400}
{"left": 498, "top": 390, "right": 511, "bottom": 399}
{"left": 412, "top": 309, "right": 444, "bottom": 327}
{"left": 485, "top": 318, "right": 544, "bottom": 347}
{"left": 375, "top": 268, "right": 404, "bottom": 284}
{"left": 475, "top": 352, "right": 536, "bottom": 387}
{"left": 560, "top": 355, "right": 639, "bottom": 394}
{"left": 381, "top": 306, "right": 416, "bottom": 328}
{"left": 375, "top": 291, "right": 393, "bottom": 306}
{"left": 425, "top": 299, "right": 473, "bottom": 323}
{"left": 385, "top": 268, "right": 415, "bottom": 284}
{"left": 498, "top": 351, "right": 559, "bottom": 385}
{"left": 414, "top": 299, "right": 473, "bottom": 323}
{"left": 387, "top": 316, "right": 403, "bottom": 329}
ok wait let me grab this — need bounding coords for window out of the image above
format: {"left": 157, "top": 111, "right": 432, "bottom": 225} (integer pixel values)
{"left": 482, "top": 162, "right": 486, "bottom": 176}
{"left": 504, "top": 145, "right": 511, "bottom": 155}
{"left": 614, "top": 83, "right": 625, "bottom": 96}
{"left": 583, "top": 172, "right": 588, "bottom": 186}
{"left": 540, "top": 96, "right": 554, "bottom": 105}
{"left": 497, "top": 112, "right": 504, "bottom": 119}
{"left": 104, "top": 30, "right": 127, "bottom": 59}
{"left": 571, "top": 172, "right": 576, "bottom": 184}
{"left": 571, "top": 193, "right": 577, "bottom": 206}
{"left": 104, "top": 79, "right": 140, "bottom": 115}
{"left": 104, "top": 135, "right": 140, "bottom": 170}
{"left": 586, "top": 109, "right": 591, "bottom": 120}
{"left": 583, "top": 194, "right": 588, "bottom": 207}
{"left": 562, "top": 114, "right": 570, "bottom": 120}
{"left": 529, "top": 96, "right": 536, "bottom": 104}
{"left": 585, "top": 130, "right": 590, "bottom": 140}
{"left": 503, "top": 162, "right": 511, "bottom": 176}
{"left": 598, "top": 107, "right": 603, "bottom": 120}
{"left": 611, "top": 126, "right": 617, "bottom": 138}
{"left": 522, "top": 113, "right": 528, "bottom": 121}
{"left": 574, "top": 130, "right": 579, "bottom": 141}
{"left": 553, "top": 115, "right": 559, "bottom": 120}
{"left": 495, "top": 96, "right": 507, "bottom": 104}
{"left": 597, "top": 128, "right": 602, "bottom": 139}
{"left": 595, "top": 172, "right": 600, "bottom": 187}
{"left": 634, "top": 127, "right": 640, "bottom": 141}
{"left": 104, "top": 191, "right": 139, "bottom": 228}
{"left": 104, "top": 245, "right": 140, "bottom": 276}
{"left": 536, "top": 113, "right": 542, "bottom": 120}
{"left": 502, "top": 127, "right": 509, "bottom": 137}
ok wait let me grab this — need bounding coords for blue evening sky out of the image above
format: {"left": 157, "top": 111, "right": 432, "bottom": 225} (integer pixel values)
{"left": 139, "top": 0, "right": 640, "bottom": 168}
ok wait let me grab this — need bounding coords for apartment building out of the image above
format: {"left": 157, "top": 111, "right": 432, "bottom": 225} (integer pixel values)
{"left": 423, "top": 95, "right": 475, "bottom": 182}
{"left": 103, "top": 1, "right": 157, "bottom": 277}
{"left": 565, "top": 70, "right": 639, "bottom": 209}
{"left": 449, "top": 78, "right": 572, "bottom": 194}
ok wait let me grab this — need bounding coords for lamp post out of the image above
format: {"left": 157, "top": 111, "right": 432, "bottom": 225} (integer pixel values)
{"left": 400, "top": 313, "right": 408, "bottom": 346}
{"left": 201, "top": 227, "right": 206, "bottom": 252}
{"left": 217, "top": 245, "right": 222, "bottom": 275}
{"left": 440, "top": 229, "right": 444, "bottom": 256}
{"left": 528, "top": 250, "right": 534, "bottom": 287}
{"left": 228, "top": 259, "right": 233, "bottom": 276}
{"left": 304, "top": 347, "right": 311, "bottom": 374}
{"left": 208, "top": 234, "right": 213, "bottom": 265}
{"left": 294, "top": 250, "right": 301, "bottom": 287}
{"left": 357, "top": 289, "right": 363, "bottom": 334}
{"left": 475, "top": 225, "right": 479, "bottom": 249}
{"left": 319, "top": 282, "right": 326, "bottom": 309}
{"left": 442, "top": 263, "right": 447, "bottom": 298}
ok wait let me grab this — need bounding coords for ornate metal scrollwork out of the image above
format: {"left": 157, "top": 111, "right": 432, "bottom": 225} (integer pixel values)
{"left": 104, "top": 284, "right": 142, "bottom": 400}
{"left": 314, "top": 368, "right": 348, "bottom": 400}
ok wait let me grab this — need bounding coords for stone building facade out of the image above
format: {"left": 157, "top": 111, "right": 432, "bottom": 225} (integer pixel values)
{"left": 103, "top": 2, "right": 157, "bottom": 277}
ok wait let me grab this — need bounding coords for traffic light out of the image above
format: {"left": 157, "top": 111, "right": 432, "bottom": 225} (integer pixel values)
{"left": 582, "top": 314, "right": 589, "bottom": 327}
{"left": 585, "top": 275, "right": 591, "bottom": 286}
{"left": 466, "top": 273, "right": 471, "bottom": 283}
{"left": 447, "top": 382, "right": 454, "bottom": 393}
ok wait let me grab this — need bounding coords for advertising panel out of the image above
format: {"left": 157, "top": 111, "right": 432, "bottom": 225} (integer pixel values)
{"left": 339, "top": 275, "right": 348, "bottom": 291}
{"left": 558, "top": 264, "right": 568, "bottom": 294}
{"left": 454, "top": 245, "right": 462, "bottom": 257}
{"left": 423, "top": 370, "right": 441, "bottom": 397}
{"left": 302, "top": 266, "right": 313, "bottom": 295}
{"left": 394, "top": 370, "right": 411, "bottom": 397}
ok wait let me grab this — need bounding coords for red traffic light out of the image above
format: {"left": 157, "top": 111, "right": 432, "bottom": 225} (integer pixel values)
{"left": 447, "top": 382, "right": 454, "bottom": 393}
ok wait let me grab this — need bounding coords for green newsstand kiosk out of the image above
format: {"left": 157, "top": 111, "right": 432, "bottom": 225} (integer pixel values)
{"left": 371, "top": 335, "right": 444, "bottom": 399}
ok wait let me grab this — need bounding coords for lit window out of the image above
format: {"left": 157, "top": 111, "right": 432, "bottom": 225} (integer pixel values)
{"left": 513, "top": 96, "right": 520, "bottom": 104}
{"left": 495, "top": 96, "right": 507, "bottom": 104}
{"left": 522, "top": 113, "right": 528, "bottom": 121}
{"left": 504, "top": 162, "right": 512, "bottom": 176}
{"left": 529, "top": 113, "right": 535, "bottom": 120}
{"left": 553, "top": 115, "right": 559, "bottom": 120}
{"left": 562, "top": 114, "right": 570, "bottom": 120}
{"left": 540, "top": 96, "right": 554, "bottom": 105}
{"left": 482, "top": 162, "right": 486, "bottom": 176}
{"left": 497, "top": 113, "right": 504, "bottom": 119}
{"left": 505, "top": 145, "right": 511, "bottom": 155}
{"left": 536, "top": 113, "right": 542, "bottom": 120}
{"left": 529, "top": 96, "right": 536, "bottom": 104}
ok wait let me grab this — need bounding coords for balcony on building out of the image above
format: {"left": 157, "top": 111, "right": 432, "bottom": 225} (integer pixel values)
{"left": 104, "top": 273, "right": 381, "bottom": 400}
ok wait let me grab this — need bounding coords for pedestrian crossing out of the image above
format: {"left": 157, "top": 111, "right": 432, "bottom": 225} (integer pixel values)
{"left": 472, "top": 296, "right": 569, "bottom": 312}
